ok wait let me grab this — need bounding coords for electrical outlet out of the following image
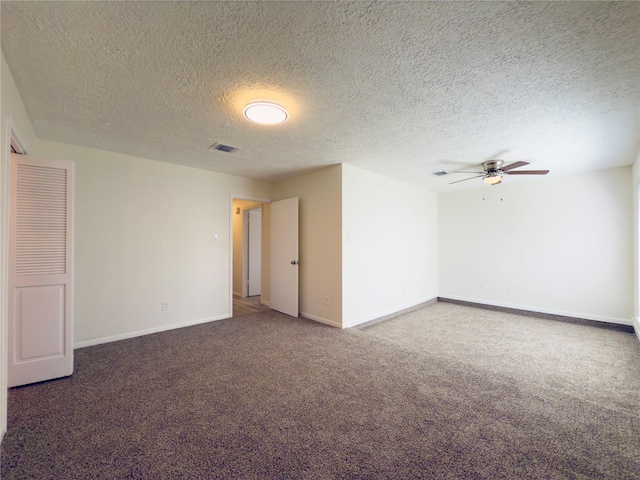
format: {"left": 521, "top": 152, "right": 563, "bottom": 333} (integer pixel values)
{"left": 162, "top": 302, "right": 170, "bottom": 311}
{"left": 481, "top": 284, "right": 486, "bottom": 290}
{"left": 324, "top": 296, "right": 329, "bottom": 306}
{"left": 505, "top": 286, "right": 511, "bottom": 294}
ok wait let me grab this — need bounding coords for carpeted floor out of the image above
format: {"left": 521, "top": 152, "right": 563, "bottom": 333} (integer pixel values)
{"left": 2, "top": 302, "right": 639, "bottom": 479}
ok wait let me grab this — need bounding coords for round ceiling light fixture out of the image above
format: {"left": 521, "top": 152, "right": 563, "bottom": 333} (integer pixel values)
{"left": 243, "top": 101, "right": 288, "bottom": 125}
{"left": 483, "top": 174, "right": 502, "bottom": 185}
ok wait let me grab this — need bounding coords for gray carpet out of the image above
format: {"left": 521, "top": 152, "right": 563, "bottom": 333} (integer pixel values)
{"left": 2, "top": 302, "right": 639, "bottom": 479}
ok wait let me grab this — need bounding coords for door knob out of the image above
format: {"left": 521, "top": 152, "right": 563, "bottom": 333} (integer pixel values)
{"left": 291, "top": 260, "right": 299, "bottom": 265}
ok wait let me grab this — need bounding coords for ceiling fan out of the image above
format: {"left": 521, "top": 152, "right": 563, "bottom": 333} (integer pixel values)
{"left": 449, "top": 160, "right": 549, "bottom": 185}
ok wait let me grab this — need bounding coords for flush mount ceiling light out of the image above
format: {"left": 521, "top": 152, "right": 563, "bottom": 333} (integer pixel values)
{"left": 243, "top": 101, "right": 288, "bottom": 125}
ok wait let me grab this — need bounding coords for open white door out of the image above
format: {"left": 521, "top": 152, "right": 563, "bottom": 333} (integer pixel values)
{"left": 248, "top": 208, "right": 262, "bottom": 297}
{"left": 8, "top": 154, "right": 74, "bottom": 387}
{"left": 270, "top": 197, "right": 299, "bottom": 317}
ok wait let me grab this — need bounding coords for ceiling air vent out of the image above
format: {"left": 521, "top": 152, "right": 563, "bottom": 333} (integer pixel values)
{"left": 432, "top": 171, "right": 448, "bottom": 176}
{"left": 209, "top": 143, "right": 238, "bottom": 153}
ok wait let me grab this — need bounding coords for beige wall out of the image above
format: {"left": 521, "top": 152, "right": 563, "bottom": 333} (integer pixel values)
{"left": 34, "top": 139, "right": 273, "bottom": 346}
{"left": 273, "top": 165, "right": 342, "bottom": 326}
{"left": 439, "top": 167, "right": 634, "bottom": 324}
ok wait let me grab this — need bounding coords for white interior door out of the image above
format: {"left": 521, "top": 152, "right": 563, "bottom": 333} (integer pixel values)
{"left": 248, "top": 208, "right": 262, "bottom": 296}
{"left": 8, "top": 153, "right": 74, "bottom": 387}
{"left": 270, "top": 197, "right": 299, "bottom": 317}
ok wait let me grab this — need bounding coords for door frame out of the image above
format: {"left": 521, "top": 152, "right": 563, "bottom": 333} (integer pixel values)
{"left": 1, "top": 117, "right": 30, "bottom": 440}
{"left": 229, "top": 194, "right": 270, "bottom": 317}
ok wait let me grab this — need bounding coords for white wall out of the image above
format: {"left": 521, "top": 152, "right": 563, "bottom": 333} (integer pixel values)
{"left": 32, "top": 139, "right": 272, "bottom": 346}
{"left": 439, "top": 167, "right": 634, "bottom": 324}
{"left": 273, "top": 165, "right": 342, "bottom": 327}
{"left": 342, "top": 164, "right": 439, "bottom": 328}
{"left": 0, "top": 52, "right": 41, "bottom": 441}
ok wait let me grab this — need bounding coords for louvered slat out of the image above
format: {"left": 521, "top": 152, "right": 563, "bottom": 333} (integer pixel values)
{"left": 15, "top": 164, "right": 67, "bottom": 276}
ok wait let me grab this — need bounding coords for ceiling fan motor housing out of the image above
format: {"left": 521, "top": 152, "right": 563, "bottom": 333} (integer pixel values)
{"left": 482, "top": 160, "right": 504, "bottom": 172}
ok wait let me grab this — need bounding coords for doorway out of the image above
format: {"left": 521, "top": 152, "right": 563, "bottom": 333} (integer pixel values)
{"left": 229, "top": 195, "right": 299, "bottom": 318}
{"left": 231, "top": 198, "right": 268, "bottom": 317}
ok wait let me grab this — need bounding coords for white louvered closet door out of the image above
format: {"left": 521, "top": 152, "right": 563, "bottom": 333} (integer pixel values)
{"left": 8, "top": 154, "right": 74, "bottom": 387}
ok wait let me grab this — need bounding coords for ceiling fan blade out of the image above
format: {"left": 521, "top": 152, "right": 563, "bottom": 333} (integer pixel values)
{"left": 505, "top": 170, "right": 549, "bottom": 175}
{"left": 449, "top": 175, "right": 485, "bottom": 184}
{"left": 501, "top": 161, "right": 529, "bottom": 171}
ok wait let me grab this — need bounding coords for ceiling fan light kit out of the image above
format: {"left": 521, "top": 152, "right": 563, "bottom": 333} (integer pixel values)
{"left": 450, "top": 159, "right": 549, "bottom": 186}
{"left": 484, "top": 174, "right": 502, "bottom": 185}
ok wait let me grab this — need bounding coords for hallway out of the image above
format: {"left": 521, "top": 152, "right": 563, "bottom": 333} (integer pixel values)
{"left": 232, "top": 295, "right": 269, "bottom": 317}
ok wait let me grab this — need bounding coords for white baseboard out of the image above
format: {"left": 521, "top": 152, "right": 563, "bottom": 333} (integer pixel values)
{"left": 300, "top": 311, "right": 341, "bottom": 328}
{"left": 74, "top": 314, "right": 230, "bottom": 349}
{"left": 634, "top": 317, "right": 640, "bottom": 342}
{"left": 439, "top": 294, "right": 633, "bottom": 326}
{"left": 342, "top": 294, "right": 439, "bottom": 329}
{"left": 260, "top": 300, "right": 271, "bottom": 307}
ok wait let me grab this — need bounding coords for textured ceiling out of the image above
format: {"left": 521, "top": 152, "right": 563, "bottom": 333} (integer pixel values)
{"left": 1, "top": 1, "right": 639, "bottom": 191}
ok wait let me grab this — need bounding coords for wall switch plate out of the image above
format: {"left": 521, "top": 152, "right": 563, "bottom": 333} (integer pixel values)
{"left": 162, "top": 302, "right": 170, "bottom": 311}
